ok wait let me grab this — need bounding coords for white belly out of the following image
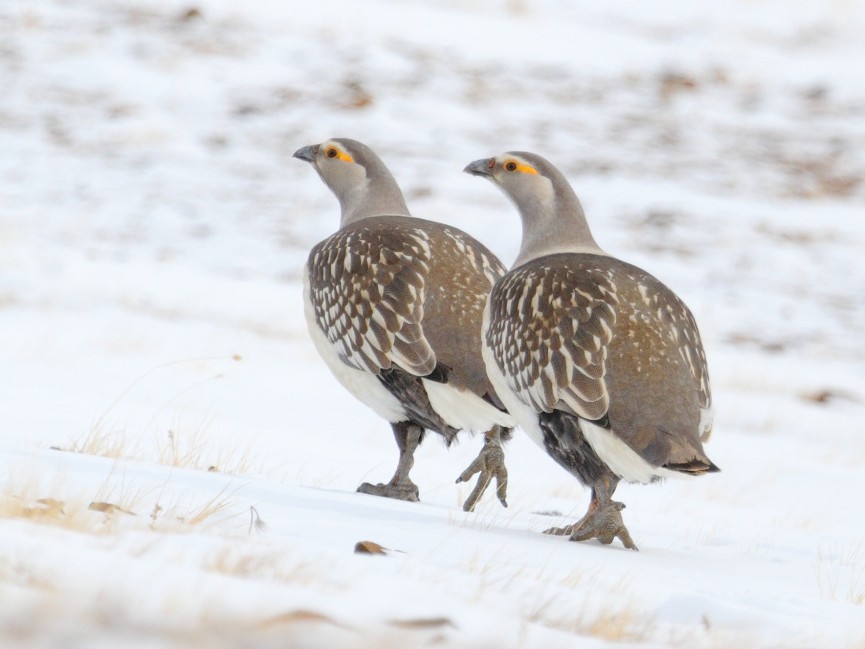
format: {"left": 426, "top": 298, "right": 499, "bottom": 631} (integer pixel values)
{"left": 303, "top": 269, "right": 407, "bottom": 423}
{"left": 481, "top": 337, "right": 546, "bottom": 444}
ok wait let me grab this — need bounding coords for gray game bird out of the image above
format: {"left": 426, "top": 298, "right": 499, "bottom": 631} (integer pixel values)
{"left": 295, "top": 138, "right": 514, "bottom": 510}
{"left": 465, "top": 152, "right": 718, "bottom": 549}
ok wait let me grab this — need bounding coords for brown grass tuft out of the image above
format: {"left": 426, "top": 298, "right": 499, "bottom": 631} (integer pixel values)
{"left": 62, "top": 422, "right": 259, "bottom": 477}
{"left": 61, "top": 355, "right": 257, "bottom": 475}
{"left": 63, "top": 423, "right": 137, "bottom": 460}
{"left": 156, "top": 424, "right": 257, "bottom": 475}
{"left": 527, "top": 595, "right": 656, "bottom": 643}
{"left": 0, "top": 470, "right": 247, "bottom": 540}
{"left": 203, "top": 546, "right": 317, "bottom": 586}
{"left": 0, "top": 480, "right": 111, "bottom": 535}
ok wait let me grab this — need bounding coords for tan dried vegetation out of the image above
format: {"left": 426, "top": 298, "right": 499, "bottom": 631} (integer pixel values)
{"left": 0, "top": 474, "right": 242, "bottom": 537}
{"left": 60, "top": 355, "right": 258, "bottom": 476}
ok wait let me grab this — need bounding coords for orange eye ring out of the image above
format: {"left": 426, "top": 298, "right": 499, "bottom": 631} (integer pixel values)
{"left": 504, "top": 161, "right": 518, "bottom": 172}
{"left": 326, "top": 147, "right": 338, "bottom": 158}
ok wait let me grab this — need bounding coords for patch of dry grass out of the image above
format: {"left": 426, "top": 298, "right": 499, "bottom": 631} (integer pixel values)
{"left": 203, "top": 546, "right": 319, "bottom": 586}
{"left": 156, "top": 424, "right": 258, "bottom": 475}
{"left": 61, "top": 355, "right": 258, "bottom": 475}
{"left": 178, "top": 491, "right": 237, "bottom": 527}
{"left": 817, "top": 540, "right": 865, "bottom": 606}
{"left": 576, "top": 606, "right": 656, "bottom": 643}
{"left": 63, "top": 423, "right": 138, "bottom": 460}
{"left": 0, "top": 471, "right": 246, "bottom": 538}
{"left": 146, "top": 481, "right": 246, "bottom": 533}
{"left": 0, "top": 596, "right": 392, "bottom": 649}
{"left": 527, "top": 592, "right": 656, "bottom": 643}
{"left": 451, "top": 547, "right": 686, "bottom": 646}
{"left": 62, "top": 421, "right": 259, "bottom": 477}
{"left": 447, "top": 503, "right": 524, "bottom": 534}
{"left": 0, "top": 477, "right": 113, "bottom": 535}
{"left": 450, "top": 546, "right": 659, "bottom": 643}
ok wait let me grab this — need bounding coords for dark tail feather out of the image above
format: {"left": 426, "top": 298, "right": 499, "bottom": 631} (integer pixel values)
{"left": 664, "top": 458, "right": 720, "bottom": 476}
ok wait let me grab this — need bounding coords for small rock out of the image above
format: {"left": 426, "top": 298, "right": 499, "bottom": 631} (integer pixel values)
{"left": 178, "top": 7, "right": 202, "bottom": 22}
{"left": 800, "top": 389, "right": 859, "bottom": 405}
{"left": 354, "top": 540, "right": 388, "bottom": 555}
{"left": 389, "top": 617, "right": 456, "bottom": 629}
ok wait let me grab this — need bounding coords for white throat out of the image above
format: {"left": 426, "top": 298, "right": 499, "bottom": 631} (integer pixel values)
{"left": 511, "top": 202, "right": 606, "bottom": 268}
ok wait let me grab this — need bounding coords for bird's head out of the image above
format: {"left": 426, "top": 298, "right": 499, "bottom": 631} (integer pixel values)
{"left": 293, "top": 138, "right": 371, "bottom": 196}
{"left": 465, "top": 151, "right": 602, "bottom": 265}
{"left": 294, "top": 138, "right": 410, "bottom": 225}
{"left": 463, "top": 152, "right": 559, "bottom": 214}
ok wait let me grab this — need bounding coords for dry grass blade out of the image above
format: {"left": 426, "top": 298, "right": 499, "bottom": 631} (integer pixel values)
{"left": 816, "top": 541, "right": 865, "bottom": 605}
{"left": 247, "top": 506, "right": 267, "bottom": 535}
{"left": 89, "top": 354, "right": 243, "bottom": 441}
{"left": 203, "top": 546, "right": 318, "bottom": 585}
{"left": 63, "top": 424, "right": 134, "bottom": 460}
{"left": 61, "top": 356, "right": 253, "bottom": 474}
{"left": 152, "top": 482, "right": 243, "bottom": 529}
{"left": 88, "top": 502, "right": 136, "bottom": 516}
{"left": 156, "top": 424, "right": 259, "bottom": 475}
{"left": 525, "top": 575, "right": 656, "bottom": 644}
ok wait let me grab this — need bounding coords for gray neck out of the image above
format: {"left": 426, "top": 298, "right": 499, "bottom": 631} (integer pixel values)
{"left": 511, "top": 181, "right": 604, "bottom": 268}
{"left": 337, "top": 164, "right": 411, "bottom": 227}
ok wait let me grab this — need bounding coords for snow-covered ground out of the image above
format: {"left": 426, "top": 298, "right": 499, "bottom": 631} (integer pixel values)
{"left": 2, "top": 0, "right": 865, "bottom": 646}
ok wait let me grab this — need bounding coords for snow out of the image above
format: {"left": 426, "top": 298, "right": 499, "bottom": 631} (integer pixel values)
{"left": 2, "top": 0, "right": 865, "bottom": 646}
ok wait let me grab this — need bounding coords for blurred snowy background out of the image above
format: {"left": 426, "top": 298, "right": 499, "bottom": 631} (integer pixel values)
{"left": 1, "top": 1, "right": 865, "bottom": 647}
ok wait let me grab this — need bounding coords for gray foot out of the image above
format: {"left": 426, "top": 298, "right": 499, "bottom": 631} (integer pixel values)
{"left": 546, "top": 501, "right": 637, "bottom": 550}
{"left": 544, "top": 522, "right": 581, "bottom": 537}
{"left": 456, "top": 434, "right": 508, "bottom": 512}
{"left": 357, "top": 481, "right": 419, "bottom": 502}
{"left": 357, "top": 422, "right": 423, "bottom": 503}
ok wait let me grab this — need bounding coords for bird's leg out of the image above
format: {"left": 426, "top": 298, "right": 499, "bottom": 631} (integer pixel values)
{"left": 549, "top": 472, "right": 638, "bottom": 551}
{"left": 357, "top": 422, "right": 422, "bottom": 502}
{"left": 456, "top": 425, "right": 509, "bottom": 512}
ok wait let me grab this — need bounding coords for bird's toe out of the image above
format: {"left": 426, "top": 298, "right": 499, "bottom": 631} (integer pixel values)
{"left": 357, "top": 481, "right": 420, "bottom": 502}
{"left": 458, "top": 437, "right": 509, "bottom": 512}
{"left": 568, "top": 500, "right": 638, "bottom": 551}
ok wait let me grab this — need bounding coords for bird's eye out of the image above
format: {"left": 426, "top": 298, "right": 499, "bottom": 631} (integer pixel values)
{"left": 326, "top": 147, "right": 338, "bottom": 158}
{"left": 504, "top": 161, "right": 518, "bottom": 172}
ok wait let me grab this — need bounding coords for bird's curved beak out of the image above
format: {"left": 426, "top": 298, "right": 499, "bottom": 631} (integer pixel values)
{"left": 463, "top": 158, "right": 496, "bottom": 177}
{"left": 293, "top": 144, "right": 317, "bottom": 163}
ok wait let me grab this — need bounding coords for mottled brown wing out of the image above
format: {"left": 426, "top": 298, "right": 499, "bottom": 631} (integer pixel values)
{"left": 486, "top": 264, "right": 618, "bottom": 420}
{"left": 640, "top": 285, "right": 712, "bottom": 411}
{"left": 307, "top": 224, "right": 436, "bottom": 376}
{"left": 441, "top": 227, "right": 508, "bottom": 286}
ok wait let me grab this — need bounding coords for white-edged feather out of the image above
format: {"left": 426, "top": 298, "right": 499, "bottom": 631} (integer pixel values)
{"left": 303, "top": 269, "right": 407, "bottom": 423}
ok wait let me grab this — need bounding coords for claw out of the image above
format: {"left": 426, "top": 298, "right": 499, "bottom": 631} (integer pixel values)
{"left": 544, "top": 523, "right": 576, "bottom": 537}
{"left": 456, "top": 433, "right": 508, "bottom": 512}
{"left": 543, "top": 472, "right": 638, "bottom": 550}
{"left": 357, "top": 481, "right": 419, "bottom": 502}
{"left": 568, "top": 501, "right": 638, "bottom": 551}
